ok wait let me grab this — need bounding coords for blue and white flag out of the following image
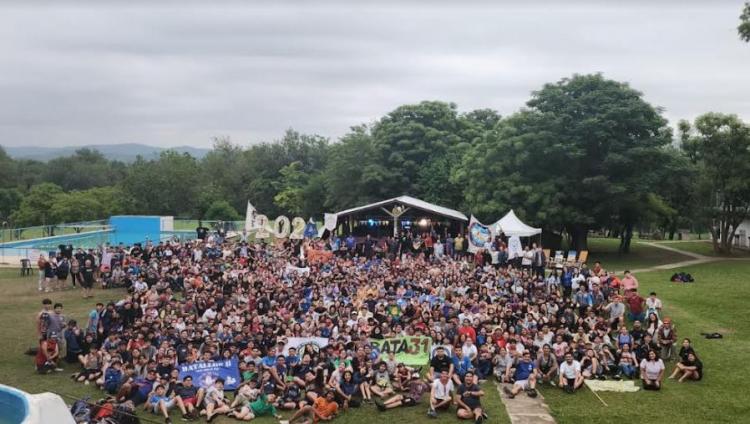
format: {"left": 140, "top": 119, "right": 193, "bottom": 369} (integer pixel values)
{"left": 178, "top": 358, "right": 241, "bottom": 390}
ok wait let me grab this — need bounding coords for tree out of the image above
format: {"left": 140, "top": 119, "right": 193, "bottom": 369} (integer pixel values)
{"left": 49, "top": 187, "right": 128, "bottom": 223}
{"left": 457, "top": 74, "right": 672, "bottom": 251}
{"left": 203, "top": 200, "right": 241, "bottom": 221}
{"left": 740, "top": 1, "right": 750, "bottom": 42}
{"left": 273, "top": 162, "right": 307, "bottom": 216}
{"left": 0, "top": 188, "right": 22, "bottom": 222}
{"left": 370, "top": 101, "right": 465, "bottom": 199}
{"left": 679, "top": 113, "right": 750, "bottom": 253}
{"left": 323, "top": 125, "right": 389, "bottom": 210}
{"left": 42, "top": 148, "right": 127, "bottom": 191}
{"left": 122, "top": 151, "right": 201, "bottom": 216}
{"left": 10, "top": 183, "right": 65, "bottom": 226}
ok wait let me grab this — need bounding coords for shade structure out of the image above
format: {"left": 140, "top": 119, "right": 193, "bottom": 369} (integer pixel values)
{"left": 493, "top": 209, "right": 542, "bottom": 237}
{"left": 333, "top": 195, "right": 468, "bottom": 237}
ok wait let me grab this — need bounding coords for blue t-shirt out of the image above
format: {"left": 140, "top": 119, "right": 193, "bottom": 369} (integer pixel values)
{"left": 514, "top": 361, "right": 535, "bottom": 381}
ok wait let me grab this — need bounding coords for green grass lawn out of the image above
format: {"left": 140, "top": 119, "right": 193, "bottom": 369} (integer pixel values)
{"left": 543, "top": 260, "right": 750, "bottom": 424}
{"left": 584, "top": 238, "right": 691, "bottom": 271}
{"left": 2, "top": 258, "right": 749, "bottom": 423}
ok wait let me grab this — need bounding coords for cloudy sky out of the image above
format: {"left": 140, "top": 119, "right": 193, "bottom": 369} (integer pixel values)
{"left": 0, "top": 0, "right": 748, "bottom": 148}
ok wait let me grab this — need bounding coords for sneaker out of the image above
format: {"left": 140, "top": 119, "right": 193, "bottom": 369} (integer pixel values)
{"left": 279, "top": 421, "right": 290, "bottom": 424}
{"left": 427, "top": 409, "right": 437, "bottom": 418}
{"left": 54, "top": 368, "right": 64, "bottom": 372}
{"left": 165, "top": 418, "right": 172, "bottom": 424}
{"left": 376, "top": 402, "right": 386, "bottom": 412}
{"left": 597, "top": 375, "right": 606, "bottom": 381}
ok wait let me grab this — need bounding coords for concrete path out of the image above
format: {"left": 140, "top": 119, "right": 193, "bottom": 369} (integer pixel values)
{"left": 629, "top": 241, "right": 724, "bottom": 274}
{"left": 497, "top": 383, "right": 555, "bottom": 424}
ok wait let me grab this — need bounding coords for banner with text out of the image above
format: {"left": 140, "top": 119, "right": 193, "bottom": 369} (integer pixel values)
{"left": 282, "top": 337, "right": 330, "bottom": 356}
{"left": 369, "top": 336, "right": 432, "bottom": 366}
{"left": 178, "top": 358, "right": 240, "bottom": 390}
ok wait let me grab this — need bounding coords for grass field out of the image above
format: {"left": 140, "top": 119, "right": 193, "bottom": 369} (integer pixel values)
{"left": 584, "top": 238, "right": 690, "bottom": 271}
{"left": 1, "top": 254, "right": 749, "bottom": 423}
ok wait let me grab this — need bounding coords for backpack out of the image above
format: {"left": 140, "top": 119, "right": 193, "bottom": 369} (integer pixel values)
{"left": 70, "top": 397, "right": 91, "bottom": 423}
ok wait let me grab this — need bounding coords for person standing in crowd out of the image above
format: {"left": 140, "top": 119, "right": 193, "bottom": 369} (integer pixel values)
{"left": 79, "top": 259, "right": 96, "bottom": 299}
{"left": 621, "top": 270, "right": 639, "bottom": 292}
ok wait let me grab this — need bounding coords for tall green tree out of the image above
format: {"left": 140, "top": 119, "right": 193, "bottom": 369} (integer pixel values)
{"left": 10, "top": 183, "right": 65, "bottom": 226}
{"left": 679, "top": 113, "right": 750, "bottom": 253}
{"left": 203, "top": 200, "right": 241, "bottom": 221}
{"left": 49, "top": 186, "right": 129, "bottom": 223}
{"left": 740, "top": 1, "right": 750, "bottom": 42}
{"left": 42, "top": 148, "right": 127, "bottom": 191}
{"left": 457, "top": 74, "right": 672, "bottom": 251}
{"left": 122, "top": 151, "right": 201, "bottom": 216}
{"left": 323, "top": 126, "right": 388, "bottom": 210}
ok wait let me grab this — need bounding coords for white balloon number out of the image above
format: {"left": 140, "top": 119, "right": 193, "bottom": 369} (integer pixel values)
{"left": 273, "top": 216, "right": 291, "bottom": 239}
{"left": 254, "top": 214, "right": 270, "bottom": 239}
{"left": 290, "top": 217, "right": 306, "bottom": 240}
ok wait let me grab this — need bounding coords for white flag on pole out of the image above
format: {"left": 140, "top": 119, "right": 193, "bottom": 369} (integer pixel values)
{"left": 244, "top": 201, "right": 256, "bottom": 232}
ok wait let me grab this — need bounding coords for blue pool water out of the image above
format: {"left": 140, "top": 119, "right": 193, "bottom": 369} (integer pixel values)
{"left": 0, "top": 385, "right": 29, "bottom": 424}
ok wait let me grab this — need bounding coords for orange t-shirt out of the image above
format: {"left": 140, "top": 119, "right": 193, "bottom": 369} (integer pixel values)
{"left": 313, "top": 397, "right": 338, "bottom": 421}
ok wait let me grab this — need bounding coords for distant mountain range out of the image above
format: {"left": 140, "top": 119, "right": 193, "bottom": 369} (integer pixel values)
{"left": 2, "top": 143, "right": 211, "bottom": 162}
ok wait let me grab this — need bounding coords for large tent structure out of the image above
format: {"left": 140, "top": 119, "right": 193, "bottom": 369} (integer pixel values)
{"left": 333, "top": 195, "right": 468, "bottom": 238}
{"left": 493, "top": 209, "right": 542, "bottom": 237}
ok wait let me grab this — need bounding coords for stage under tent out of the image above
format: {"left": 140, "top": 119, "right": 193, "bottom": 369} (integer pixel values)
{"left": 332, "top": 195, "right": 468, "bottom": 238}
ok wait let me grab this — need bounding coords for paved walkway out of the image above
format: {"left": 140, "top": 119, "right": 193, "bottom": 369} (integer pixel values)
{"left": 497, "top": 383, "right": 555, "bottom": 424}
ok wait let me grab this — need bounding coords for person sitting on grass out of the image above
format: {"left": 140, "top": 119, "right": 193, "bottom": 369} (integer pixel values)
{"left": 145, "top": 384, "right": 175, "bottom": 424}
{"left": 282, "top": 389, "right": 339, "bottom": 424}
{"left": 228, "top": 392, "right": 283, "bottom": 421}
{"left": 200, "top": 378, "right": 231, "bottom": 422}
{"left": 173, "top": 375, "right": 203, "bottom": 420}
{"left": 616, "top": 344, "right": 638, "bottom": 379}
{"left": 277, "top": 381, "right": 304, "bottom": 410}
{"left": 333, "top": 370, "right": 360, "bottom": 409}
{"left": 581, "top": 348, "right": 605, "bottom": 380}
{"left": 493, "top": 346, "right": 513, "bottom": 383}
{"left": 640, "top": 350, "right": 665, "bottom": 391}
{"left": 669, "top": 351, "right": 703, "bottom": 383}
{"left": 376, "top": 373, "right": 429, "bottom": 411}
{"left": 370, "top": 361, "right": 395, "bottom": 399}
{"left": 427, "top": 369, "right": 454, "bottom": 418}
{"left": 455, "top": 371, "right": 487, "bottom": 424}
{"left": 535, "top": 344, "right": 558, "bottom": 385}
{"left": 503, "top": 351, "right": 537, "bottom": 399}
{"left": 428, "top": 346, "right": 454, "bottom": 381}
{"left": 558, "top": 353, "right": 584, "bottom": 393}
{"left": 35, "top": 332, "right": 62, "bottom": 374}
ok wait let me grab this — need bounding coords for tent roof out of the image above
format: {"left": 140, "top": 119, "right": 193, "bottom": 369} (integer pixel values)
{"left": 334, "top": 195, "right": 468, "bottom": 221}
{"left": 493, "top": 209, "right": 542, "bottom": 237}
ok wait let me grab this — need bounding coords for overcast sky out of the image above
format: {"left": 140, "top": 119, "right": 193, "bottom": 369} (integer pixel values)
{"left": 0, "top": 0, "right": 748, "bottom": 148}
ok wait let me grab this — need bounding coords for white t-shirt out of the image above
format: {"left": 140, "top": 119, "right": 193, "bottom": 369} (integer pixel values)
{"left": 559, "top": 360, "right": 581, "bottom": 379}
{"left": 431, "top": 379, "right": 454, "bottom": 400}
{"left": 639, "top": 359, "right": 665, "bottom": 380}
{"left": 462, "top": 343, "right": 478, "bottom": 360}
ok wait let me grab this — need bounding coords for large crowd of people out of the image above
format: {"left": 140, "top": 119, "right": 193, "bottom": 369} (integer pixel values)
{"left": 33, "top": 229, "right": 703, "bottom": 424}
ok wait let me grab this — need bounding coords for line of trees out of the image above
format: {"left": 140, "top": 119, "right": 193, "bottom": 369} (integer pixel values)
{"left": 1, "top": 74, "right": 749, "bottom": 253}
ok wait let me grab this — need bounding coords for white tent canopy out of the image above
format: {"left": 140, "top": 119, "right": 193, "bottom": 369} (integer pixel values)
{"left": 493, "top": 209, "right": 542, "bottom": 237}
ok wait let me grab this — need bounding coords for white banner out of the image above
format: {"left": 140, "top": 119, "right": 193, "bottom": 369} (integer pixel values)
{"left": 282, "top": 337, "right": 329, "bottom": 355}
{"left": 467, "top": 215, "right": 494, "bottom": 253}
{"left": 508, "top": 235, "right": 523, "bottom": 260}
{"left": 284, "top": 264, "right": 310, "bottom": 276}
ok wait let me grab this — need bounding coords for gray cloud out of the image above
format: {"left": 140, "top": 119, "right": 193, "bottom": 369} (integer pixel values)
{"left": 0, "top": 1, "right": 748, "bottom": 148}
